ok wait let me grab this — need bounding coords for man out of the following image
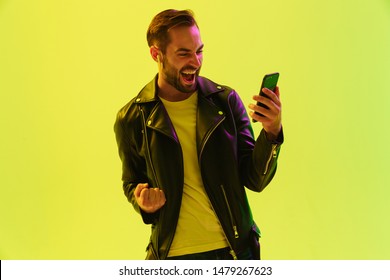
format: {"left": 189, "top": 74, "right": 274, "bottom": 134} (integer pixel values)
{"left": 114, "top": 9, "right": 283, "bottom": 260}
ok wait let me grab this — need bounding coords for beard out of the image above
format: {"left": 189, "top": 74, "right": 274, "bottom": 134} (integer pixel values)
{"left": 161, "top": 56, "right": 201, "bottom": 94}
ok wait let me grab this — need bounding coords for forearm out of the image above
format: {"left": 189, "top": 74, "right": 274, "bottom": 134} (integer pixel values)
{"left": 244, "top": 128, "right": 283, "bottom": 192}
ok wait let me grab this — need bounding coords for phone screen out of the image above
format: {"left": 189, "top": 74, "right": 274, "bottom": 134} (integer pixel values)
{"left": 253, "top": 72, "right": 279, "bottom": 121}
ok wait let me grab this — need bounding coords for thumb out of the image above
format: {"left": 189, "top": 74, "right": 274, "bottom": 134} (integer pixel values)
{"left": 274, "top": 86, "right": 280, "bottom": 97}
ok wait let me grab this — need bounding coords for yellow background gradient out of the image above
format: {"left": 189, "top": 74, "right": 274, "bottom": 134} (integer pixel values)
{"left": 1, "top": 0, "right": 390, "bottom": 259}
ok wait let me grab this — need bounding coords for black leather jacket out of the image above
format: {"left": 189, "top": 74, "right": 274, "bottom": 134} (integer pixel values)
{"left": 114, "top": 75, "right": 283, "bottom": 259}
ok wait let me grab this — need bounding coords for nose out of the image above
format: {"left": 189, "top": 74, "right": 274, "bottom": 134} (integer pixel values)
{"left": 190, "top": 53, "right": 202, "bottom": 68}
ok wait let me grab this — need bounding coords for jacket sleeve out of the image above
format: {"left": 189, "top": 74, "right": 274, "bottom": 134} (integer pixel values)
{"left": 230, "top": 90, "right": 283, "bottom": 192}
{"left": 114, "top": 106, "right": 159, "bottom": 224}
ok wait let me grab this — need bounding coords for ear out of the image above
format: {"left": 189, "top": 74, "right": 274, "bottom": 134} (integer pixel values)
{"left": 150, "top": 46, "right": 160, "bottom": 62}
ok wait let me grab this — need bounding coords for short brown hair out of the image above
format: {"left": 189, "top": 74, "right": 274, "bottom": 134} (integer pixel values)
{"left": 146, "top": 9, "right": 198, "bottom": 53}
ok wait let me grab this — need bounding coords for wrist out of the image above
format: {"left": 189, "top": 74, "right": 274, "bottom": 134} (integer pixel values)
{"left": 264, "top": 125, "right": 283, "bottom": 143}
{"left": 265, "top": 127, "right": 281, "bottom": 139}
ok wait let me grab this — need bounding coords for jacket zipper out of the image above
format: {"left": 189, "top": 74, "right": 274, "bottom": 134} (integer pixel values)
{"left": 139, "top": 107, "right": 161, "bottom": 190}
{"left": 264, "top": 144, "right": 278, "bottom": 175}
{"left": 220, "top": 185, "right": 239, "bottom": 239}
{"left": 139, "top": 106, "right": 162, "bottom": 259}
{"left": 207, "top": 193, "right": 238, "bottom": 260}
{"left": 220, "top": 184, "right": 239, "bottom": 260}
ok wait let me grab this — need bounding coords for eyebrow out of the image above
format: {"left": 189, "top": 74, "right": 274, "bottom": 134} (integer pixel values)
{"left": 175, "top": 44, "right": 204, "bottom": 53}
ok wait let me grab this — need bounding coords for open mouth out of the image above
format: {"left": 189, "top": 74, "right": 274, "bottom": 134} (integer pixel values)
{"left": 181, "top": 69, "right": 197, "bottom": 85}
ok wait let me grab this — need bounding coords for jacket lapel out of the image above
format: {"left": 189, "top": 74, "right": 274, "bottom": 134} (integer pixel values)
{"left": 196, "top": 79, "right": 226, "bottom": 156}
{"left": 147, "top": 102, "right": 178, "bottom": 142}
{"left": 136, "top": 76, "right": 179, "bottom": 142}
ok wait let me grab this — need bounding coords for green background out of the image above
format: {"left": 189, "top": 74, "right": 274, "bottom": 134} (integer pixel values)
{"left": 1, "top": 0, "right": 390, "bottom": 259}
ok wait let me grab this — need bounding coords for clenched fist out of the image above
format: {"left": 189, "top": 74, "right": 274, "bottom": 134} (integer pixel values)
{"left": 134, "top": 183, "right": 166, "bottom": 213}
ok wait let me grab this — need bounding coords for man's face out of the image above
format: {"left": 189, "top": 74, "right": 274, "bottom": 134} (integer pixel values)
{"left": 159, "top": 25, "right": 203, "bottom": 94}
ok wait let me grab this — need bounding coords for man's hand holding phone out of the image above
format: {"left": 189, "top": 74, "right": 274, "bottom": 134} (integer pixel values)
{"left": 249, "top": 73, "right": 282, "bottom": 141}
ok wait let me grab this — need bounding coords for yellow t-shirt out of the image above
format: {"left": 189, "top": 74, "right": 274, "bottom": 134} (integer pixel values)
{"left": 160, "top": 92, "right": 228, "bottom": 257}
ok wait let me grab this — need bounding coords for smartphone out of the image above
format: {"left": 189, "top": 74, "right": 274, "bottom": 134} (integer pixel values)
{"left": 252, "top": 72, "right": 279, "bottom": 122}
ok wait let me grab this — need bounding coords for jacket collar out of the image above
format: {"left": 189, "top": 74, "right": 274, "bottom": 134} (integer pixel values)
{"left": 136, "top": 75, "right": 227, "bottom": 155}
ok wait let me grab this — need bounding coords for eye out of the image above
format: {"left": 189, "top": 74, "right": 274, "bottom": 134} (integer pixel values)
{"left": 178, "top": 52, "right": 189, "bottom": 57}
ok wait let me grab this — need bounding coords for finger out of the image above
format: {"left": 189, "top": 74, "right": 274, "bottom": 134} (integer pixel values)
{"left": 262, "top": 88, "right": 281, "bottom": 106}
{"left": 134, "top": 183, "right": 149, "bottom": 198}
{"left": 249, "top": 102, "right": 267, "bottom": 115}
{"left": 261, "top": 98, "right": 280, "bottom": 115}
{"left": 147, "top": 188, "right": 158, "bottom": 203}
{"left": 148, "top": 188, "right": 166, "bottom": 208}
{"left": 140, "top": 188, "right": 162, "bottom": 205}
{"left": 158, "top": 189, "right": 166, "bottom": 206}
{"left": 249, "top": 111, "right": 263, "bottom": 123}
{"left": 138, "top": 188, "right": 148, "bottom": 205}
{"left": 139, "top": 188, "right": 166, "bottom": 212}
{"left": 252, "top": 92, "right": 276, "bottom": 106}
{"left": 249, "top": 99, "right": 280, "bottom": 122}
{"left": 153, "top": 188, "right": 166, "bottom": 205}
{"left": 249, "top": 97, "right": 276, "bottom": 116}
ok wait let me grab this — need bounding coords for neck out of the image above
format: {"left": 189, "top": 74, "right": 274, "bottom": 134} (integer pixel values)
{"left": 157, "top": 77, "right": 195, "bottom": 102}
